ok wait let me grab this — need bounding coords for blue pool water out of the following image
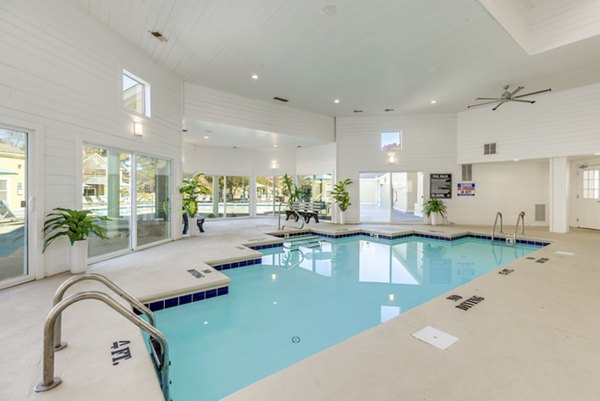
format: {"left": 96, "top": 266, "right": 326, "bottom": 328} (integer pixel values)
{"left": 151, "top": 236, "right": 541, "bottom": 401}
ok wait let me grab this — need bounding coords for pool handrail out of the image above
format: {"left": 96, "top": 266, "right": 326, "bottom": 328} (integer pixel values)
{"left": 51, "top": 272, "right": 155, "bottom": 351}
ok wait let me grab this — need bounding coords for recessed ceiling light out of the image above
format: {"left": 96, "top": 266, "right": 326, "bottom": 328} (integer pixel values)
{"left": 595, "top": 153, "right": 600, "bottom": 156}
{"left": 430, "top": 100, "right": 437, "bottom": 104}
{"left": 273, "top": 145, "right": 278, "bottom": 148}
{"left": 514, "top": 159, "right": 520, "bottom": 161}
{"left": 251, "top": 74, "right": 259, "bottom": 80}
{"left": 334, "top": 99, "right": 340, "bottom": 104}
{"left": 321, "top": 5, "right": 337, "bottom": 16}
{"left": 203, "top": 136, "right": 209, "bottom": 139}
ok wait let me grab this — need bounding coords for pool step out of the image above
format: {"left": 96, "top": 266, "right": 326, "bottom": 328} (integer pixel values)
{"left": 284, "top": 235, "right": 322, "bottom": 250}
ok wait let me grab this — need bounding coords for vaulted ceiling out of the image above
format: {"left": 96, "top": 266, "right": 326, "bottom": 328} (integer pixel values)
{"left": 69, "top": 0, "right": 600, "bottom": 117}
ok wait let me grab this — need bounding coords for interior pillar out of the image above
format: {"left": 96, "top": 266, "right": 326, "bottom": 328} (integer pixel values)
{"left": 549, "top": 157, "right": 570, "bottom": 233}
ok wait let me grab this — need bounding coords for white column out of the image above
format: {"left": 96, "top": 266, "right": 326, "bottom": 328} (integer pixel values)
{"left": 549, "top": 157, "right": 570, "bottom": 233}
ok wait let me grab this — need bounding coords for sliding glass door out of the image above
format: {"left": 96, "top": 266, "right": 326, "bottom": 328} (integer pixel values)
{"left": 255, "top": 176, "right": 284, "bottom": 216}
{"left": 0, "top": 128, "right": 28, "bottom": 284}
{"left": 136, "top": 155, "right": 171, "bottom": 247}
{"left": 83, "top": 146, "right": 132, "bottom": 258}
{"left": 84, "top": 146, "right": 171, "bottom": 258}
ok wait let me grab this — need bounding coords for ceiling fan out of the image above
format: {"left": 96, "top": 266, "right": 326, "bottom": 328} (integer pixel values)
{"left": 467, "top": 85, "right": 552, "bottom": 111}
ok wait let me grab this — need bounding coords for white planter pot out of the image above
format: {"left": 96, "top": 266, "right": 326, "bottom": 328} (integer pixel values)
{"left": 339, "top": 211, "right": 345, "bottom": 225}
{"left": 70, "top": 240, "right": 88, "bottom": 274}
{"left": 430, "top": 213, "right": 443, "bottom": 226}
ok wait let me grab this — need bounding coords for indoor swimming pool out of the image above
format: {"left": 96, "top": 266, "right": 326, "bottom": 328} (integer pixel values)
{"left": 149, "top": 235, "right": 543, "bottom": 401}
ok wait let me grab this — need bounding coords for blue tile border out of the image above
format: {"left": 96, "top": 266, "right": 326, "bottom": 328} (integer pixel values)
{"left": 272, "top": 230, "right": 550, "bottom": 247}
{"left": 211, "top": 257, "right": 263, "bottom": 271}
{"left": 247, "top": 243, "right": 284, "bottom": 250}
{"left": 139, "top": 285, "right": 230, "bottom": 313}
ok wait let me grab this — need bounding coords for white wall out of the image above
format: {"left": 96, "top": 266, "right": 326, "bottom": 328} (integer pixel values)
{"left": 183, "top": 145, "right": 296, "bottom": 178}
{"left": 457, "top": 83, "right": 600, "bottom": 164}
{"left": 296, "top": 143, "right": 336, "bottom": 176}
{"left": 184, "top": 83, "right": 334, "bottom": 142}
{"left": 451, "top": 160, "right": 549, "bottom": 226}
{"left": 0, "top": 0, "right": 183, "bottom": 277}
{"left": 336, "top": 114, "right": 459, "bottom": 224}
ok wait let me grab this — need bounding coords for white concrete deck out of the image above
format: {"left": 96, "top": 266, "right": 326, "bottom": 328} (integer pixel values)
{"left": 1, "top": 219, "right": 599, "bottom": 401}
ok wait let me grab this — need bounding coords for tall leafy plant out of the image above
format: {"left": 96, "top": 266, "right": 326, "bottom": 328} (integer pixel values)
{"left": 43, "top": 208, "right": 110, "bottom": 252}
{"left": 331, "top": 178, "right": 352, "bottom": 212}
{"left": 180, "top": 173, "right": 211, "bottom": 217}
{"left": 423, "top": 198, "right": 447, "bottom": 218}
{"left": 282, "top": 173, "right": 300, "bottom": 204}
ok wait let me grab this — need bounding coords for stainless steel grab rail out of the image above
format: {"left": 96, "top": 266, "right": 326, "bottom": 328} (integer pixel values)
{"left": 491, "top": 211, "right": 503, "bottom": 241}
{"left": 34, "top": 291, "right": 170, "bottom": 401}
{"left": 513, "top": 211, "right": 525, "bottom": 244}
{"left": 52, "top": 273, "right": 155, "bottom": 351}
{"left": 281, "top": 203, "right": 305, "bottom": 230}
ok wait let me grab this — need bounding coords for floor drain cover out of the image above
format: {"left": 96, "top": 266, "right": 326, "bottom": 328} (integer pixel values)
{"left": 291, "top": 336, "right": 301, "bottom": 343}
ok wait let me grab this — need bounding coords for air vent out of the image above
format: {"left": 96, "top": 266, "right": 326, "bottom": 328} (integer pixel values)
{"left": 384, "top": 108, "right": 395, "bottom": 112}
{"left": 273, "top": 97, "right": 289, "bottom": 103}
{"left": 353, "top": 110, "right": 363, "bottom": 113}
{"left": 483, "top": 143, "right": 497, "bottom": 155}
{"left": 149, "top": 31, "right": 168, "bottom": 42}
{"left": 461, "top": 164, "right": 472, "bottom": 181}
{"left": 535, "top": 204, "right": 546, "bottom": 221}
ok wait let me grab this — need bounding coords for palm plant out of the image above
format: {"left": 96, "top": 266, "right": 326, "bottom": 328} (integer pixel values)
{"left": 180, "top": 173, "right": 211, "bottom": 218}
{"left": 282, "top": 173, "right": 301, "bottom": 204}
{"left": 331, "top": 179, "right": 352, "bottom": 212}
{"left": 43, "top": 208, "right": 110, "bottom": 252}
{"left": 423, "top": 198, "right": 447, "bottom": 218}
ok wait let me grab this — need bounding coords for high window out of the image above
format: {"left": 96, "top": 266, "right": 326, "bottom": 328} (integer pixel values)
{"left": 122, "top": 70, "right": 151, "bottom": 117}
{"left": 381, "top": 131, "right": 402, "bottom": 151}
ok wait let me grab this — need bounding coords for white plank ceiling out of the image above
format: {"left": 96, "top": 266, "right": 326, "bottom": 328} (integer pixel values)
{"left": 68, "top": 0, "right": 600, "bottom": 117}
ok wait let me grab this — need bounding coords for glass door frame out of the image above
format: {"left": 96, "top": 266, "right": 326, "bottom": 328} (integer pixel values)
{"left": 0, "top": 121, "right": 42, "bottom": 290}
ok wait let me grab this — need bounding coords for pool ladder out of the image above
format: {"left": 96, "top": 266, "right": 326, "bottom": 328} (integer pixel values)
{"left": 34, "top": 273, "right": 171, "bottom": 401}
{"left": 513, "top": 211, "right": 525, "bottom": 243}
{"left": 491, "top": 211, "right": 504, "bottom": 241}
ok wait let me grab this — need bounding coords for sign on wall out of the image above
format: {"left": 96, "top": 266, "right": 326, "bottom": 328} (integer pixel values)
{"left": 457, "top": 182, "right": 476, "bottom": 196}
{"left": 430, "top": 174, "right": 452, "bottom": 199}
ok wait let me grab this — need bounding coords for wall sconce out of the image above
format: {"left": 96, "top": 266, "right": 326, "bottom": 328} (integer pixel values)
{"left": 387, "top": 152, "right": 396, "bottom": 164}
{"left": 133, "top": 121, "right": 143, "bottom": 136}
{"left": 271, "top": 160, "right": 278, "bottom": 169}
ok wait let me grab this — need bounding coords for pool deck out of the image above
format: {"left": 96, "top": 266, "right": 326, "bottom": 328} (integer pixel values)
{"left": 1, "top": 220, "right": 599, "bottom": 401}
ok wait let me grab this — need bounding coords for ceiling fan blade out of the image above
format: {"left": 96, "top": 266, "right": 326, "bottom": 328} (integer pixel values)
{"left": 513, "top": 88, "right": 551, "bottom": 98}
{"left": 492, "top": 100, "right": 506, "bottom": 111}
{"left": 467, "top": 100, "right": 503, "bottom": 108}
{"left": 509, "top": 86, "right": 524, "bottom": 96}
{"left": 511, "top": 99, "right": 535, "bottom": 104}
{"left": 475, "top": 97, "right": 501, "bottom": 100}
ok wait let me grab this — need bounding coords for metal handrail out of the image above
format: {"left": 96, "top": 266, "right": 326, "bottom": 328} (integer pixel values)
{"left": 34, "top": 291, "right": 170, "bottom": 401}
{"left": 491, "top": 211, "right": 503, "bottom": 241}
{"left": 52, "top": 273, "right": 155, "bottom": 351}
{"left": 513, "top": 211, "right": 525, "bottom": 243}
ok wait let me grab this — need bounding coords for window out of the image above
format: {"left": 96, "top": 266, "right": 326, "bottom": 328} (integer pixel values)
{"left": 122, "top": 70, "right": 151, "bottom": 117}
{"left": 582, "top": 169, "right": 600, "bottom": 199}
{"left": 381, "top": 131, "right": 401, "bottom": 151}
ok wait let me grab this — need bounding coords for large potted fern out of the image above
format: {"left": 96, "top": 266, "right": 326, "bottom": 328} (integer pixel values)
{"left": 180, "top": 173, "right": 211, "bottom": 235}
{"left": 43, "top": 208, "right": 110, "bottom": 274}
{"left": 331, "top": 178, "right": 352, "bottom": 224}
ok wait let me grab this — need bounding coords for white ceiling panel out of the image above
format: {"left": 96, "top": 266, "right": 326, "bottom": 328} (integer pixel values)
{"left": 68, "top": 0, "right": 600, "bottom": 117}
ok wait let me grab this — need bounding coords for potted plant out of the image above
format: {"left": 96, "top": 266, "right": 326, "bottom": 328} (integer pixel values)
{"left": 282, "top": 174, "right": 300, "bottom": 205}
{"left": 423, "top": 198, "right": 447, "bottom": 226}
{"left": 43, "top": 208, "right": 110, "bottom": 274}
{"left": 180, "top": 173, "right": 211, "bottom": 235}
{"left": 331, "top": 178, "right": 352, "bottom": 224}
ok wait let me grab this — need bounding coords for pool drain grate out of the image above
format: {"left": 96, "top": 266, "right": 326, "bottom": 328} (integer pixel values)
{"left": 291, "top": 336, "right": 301, "bottom": 343}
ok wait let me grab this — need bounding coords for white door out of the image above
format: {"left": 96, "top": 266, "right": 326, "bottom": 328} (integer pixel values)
{"left": 576, "top": 168, "right": 600, "bottom": 230}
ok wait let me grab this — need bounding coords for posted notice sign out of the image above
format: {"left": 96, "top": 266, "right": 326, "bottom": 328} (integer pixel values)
{"left": 457, "top": 183, "right": 476, "bottom": 196}
{"left": 430, "top": 174, "right": 452, "bottom": 199}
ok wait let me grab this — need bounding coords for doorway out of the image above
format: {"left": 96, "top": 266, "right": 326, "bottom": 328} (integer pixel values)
{"left": 575, "top": 166, "right": 600, "bottom": 230}
{"left": 360, "top": 172, "right": 424, "bottom": 223}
